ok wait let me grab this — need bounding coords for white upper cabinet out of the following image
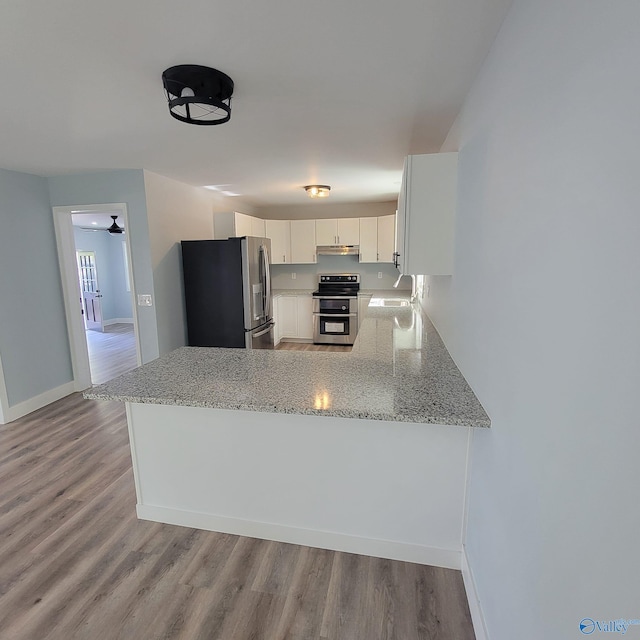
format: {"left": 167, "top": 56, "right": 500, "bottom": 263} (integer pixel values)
{"left": 358, "top": 217, "right": 378, "bottom": 263}
{"left": 377, "top": 214, "right": 396, "bottom": 263}
{"left": 315, "top": 218, "right": 360, "bottom": 245}
{"left": 337, "top": 218, "right": 360, "bottom": 245}
{"left": 358, "top": 215, "right": 395, "bottom": 263}
{"left": 290, "top": 220, "right": 317, "bottom": 264}
{"left": 315, "top": 219, "right": 338, "bottom": 245}
{"left": 395, "top": 152, "right": 457, "bottom": 275}
{"left": 235, "top": 213, "right": 253, "bottom": 237}
{"left": 265, "top": 220, "right": 291, "bottom": 264}
{"left": 251, "top": 217, "right": 266, "bottom": 238}
{"left": 213, "top": 211, "right": 264, "bottom": 239}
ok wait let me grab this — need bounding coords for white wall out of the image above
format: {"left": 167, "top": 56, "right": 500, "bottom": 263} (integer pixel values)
{"left": 420, "top": 1, "right": 640, "bottom": 638}
{"left": 143, "top": 171, "right": 216, "bottom": 354}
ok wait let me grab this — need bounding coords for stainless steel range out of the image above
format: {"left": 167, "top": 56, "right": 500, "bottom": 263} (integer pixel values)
{"left": 312, "top": 273, "right": 360, "bottom": 345}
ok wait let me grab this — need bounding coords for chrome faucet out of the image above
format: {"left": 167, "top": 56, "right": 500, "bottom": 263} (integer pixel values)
{"left": 393, "top": 273, "right": 418, "bottom": 302}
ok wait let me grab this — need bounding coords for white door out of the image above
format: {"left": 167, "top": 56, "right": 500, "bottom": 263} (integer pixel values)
{"left": 77, "top": 251, "right": 103, "bottom": 331}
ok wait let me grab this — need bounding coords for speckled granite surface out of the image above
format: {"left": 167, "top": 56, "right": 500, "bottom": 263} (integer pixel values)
{"left": 85, "top": 299, "right": 490, "bottom": 427}
{"left": 272, "top": 289, "right": 314, "bottom": 296}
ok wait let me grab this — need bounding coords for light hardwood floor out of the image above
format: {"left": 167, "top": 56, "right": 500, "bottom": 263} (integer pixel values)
{"left": 85, "top": 323, "right": 138, "bottom": 384}
{"left": 276, "top": 342, "right": 352, "bottom": 353}
{"left": 0, "top": 393, "right": 475, "bottom": 639}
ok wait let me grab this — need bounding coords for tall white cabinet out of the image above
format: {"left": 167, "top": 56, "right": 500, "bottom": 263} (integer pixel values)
{"left": 358, "top": 215, "right": 396, "bottom": 263}
{"left": 265, "top": 220, "right": 291, "bottom": 264}
{"left": 290, "top": 220, "right": 317, "bottom": 264}
{"left": 214, "top": 211, "right": 267, "bottom": 239}
{"left": 395, "top": 152, "right": 457, "bottom": 275}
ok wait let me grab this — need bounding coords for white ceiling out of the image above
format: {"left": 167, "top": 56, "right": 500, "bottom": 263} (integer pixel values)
{"left": 0, "top": 0, "right": 512, "bottom": 207}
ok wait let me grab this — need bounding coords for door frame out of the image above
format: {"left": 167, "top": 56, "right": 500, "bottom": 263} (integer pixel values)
{"left": 52, "top": 203, "right": 142, "bottom": 390}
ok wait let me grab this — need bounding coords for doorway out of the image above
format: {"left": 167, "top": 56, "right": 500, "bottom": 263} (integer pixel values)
{"left": 53, "top": 204, "right": 142, "bottom": 389}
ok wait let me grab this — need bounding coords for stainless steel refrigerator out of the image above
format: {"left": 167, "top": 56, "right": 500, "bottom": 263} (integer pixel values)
{"left": 181, "top": 237, "right": 274, "bottom": 349}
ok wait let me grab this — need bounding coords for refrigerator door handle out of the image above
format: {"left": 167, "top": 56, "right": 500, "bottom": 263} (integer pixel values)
{"left": 261, "top": 242, "right": 272, "bottom": 319}
{"left": 252, "top": 321, "right": 275, "bottom": 338}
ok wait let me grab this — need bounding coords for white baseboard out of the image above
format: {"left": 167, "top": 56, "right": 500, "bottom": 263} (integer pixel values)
{"left": 137, "top": 504, "right": 462, "bottom": 570}
{"left": 103, "top": 318, "right": 134, "bottom": 326}
{"left": 462, "top": 545, "right": 489, "bottom": 640}
{"left": 0, "top": 380, "right": 75, "bottom": 424}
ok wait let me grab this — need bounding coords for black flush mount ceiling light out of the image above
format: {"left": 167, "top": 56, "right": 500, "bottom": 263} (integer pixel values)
{"left": 108, "top": 215, "right": 124, "bottom": 234}
{"left": 162, "top": 65, "right": 234, "bottom": 125}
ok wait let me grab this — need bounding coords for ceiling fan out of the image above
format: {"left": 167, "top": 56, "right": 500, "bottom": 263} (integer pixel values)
{"left": 78, "top": 215, "right": 125, "bottom": 234}
{"left": 107, "top": 215, "right": 124, "bottom": 234}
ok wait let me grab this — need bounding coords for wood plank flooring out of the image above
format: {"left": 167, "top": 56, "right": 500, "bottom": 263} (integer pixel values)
{"left": 276, "top": 342, "right": 352, "bottom": 353}
{"left": 0, "top": 393, "right": 475, "bottom": 639}
{"left": 85, "top": 323, "right": 138, "bottom": 384}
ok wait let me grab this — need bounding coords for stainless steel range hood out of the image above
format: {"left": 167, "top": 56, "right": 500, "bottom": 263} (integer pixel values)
{"left": 316, "top": 245, "right": 359, "bottom": 256}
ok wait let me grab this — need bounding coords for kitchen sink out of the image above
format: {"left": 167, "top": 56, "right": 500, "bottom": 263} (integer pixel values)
{"left": 369, "top": 298, "right": 411, "bottom": 307}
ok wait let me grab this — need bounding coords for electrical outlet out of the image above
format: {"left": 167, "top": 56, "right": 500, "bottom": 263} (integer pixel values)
{"left": 137, "top": 294, "right": 153, "bottom": 307}
{"left": 291, "top": 272, "right": 296, "bottom": 280}
{"left": 378, "top": 272, "right": 383, "bottom": 279}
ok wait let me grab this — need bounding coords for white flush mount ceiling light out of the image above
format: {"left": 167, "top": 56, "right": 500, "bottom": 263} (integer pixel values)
{"left": 162, "top": 65, "right": 234, "bottom": 125}
{"left": 304, "top": 185, "right": 331, "bottom": 199}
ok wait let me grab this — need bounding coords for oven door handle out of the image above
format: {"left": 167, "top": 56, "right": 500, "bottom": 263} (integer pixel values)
{"left": 313, "top": 313, "right": 357, "bottom": 318}
{"left": 313, "top": 295, "right": 358, "bottom": 300}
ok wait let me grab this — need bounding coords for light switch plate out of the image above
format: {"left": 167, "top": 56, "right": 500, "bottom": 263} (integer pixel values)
{"left": 137, "top": 294, "right": 153, "bottom": 306}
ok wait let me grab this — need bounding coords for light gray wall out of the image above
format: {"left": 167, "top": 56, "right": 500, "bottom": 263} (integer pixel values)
{"left": 143, "top": 171, "right": 215, "bottom": 354}
{"left": 73, "top": 227, "right": 132, "bottom": 322}
{"left": 420, "top": 1, "right": 640, "bottom": 638}
{"left": 48, "top": 170, "right": 159, "bottom": 363}
{"left": 0, "top": 169, "right": 73, "bottom": 406}
{"left": 271, "top": 255, "right": 410, "bottom": 291}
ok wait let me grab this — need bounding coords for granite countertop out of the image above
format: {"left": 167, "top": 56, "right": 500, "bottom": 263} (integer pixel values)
{"left": 272, "top": 289, "right": 314, "bottom": 296}
{"left": 85, "top": 298, "right": 490, "bottom": 428}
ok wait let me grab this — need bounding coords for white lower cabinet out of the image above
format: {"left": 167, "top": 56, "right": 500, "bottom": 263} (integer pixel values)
{"left": 296, "top": 295, "right": 314, "bottom": 340}
{"left": 274, "top": 294, "right": 313, "bottom": 342}
{"left": 358, "top": 294, "right": 372, "bottom": 331}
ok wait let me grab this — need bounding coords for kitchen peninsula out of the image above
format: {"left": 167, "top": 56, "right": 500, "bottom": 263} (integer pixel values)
{"left": 85, "top": 298, "right": 489, "bottom": 570}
